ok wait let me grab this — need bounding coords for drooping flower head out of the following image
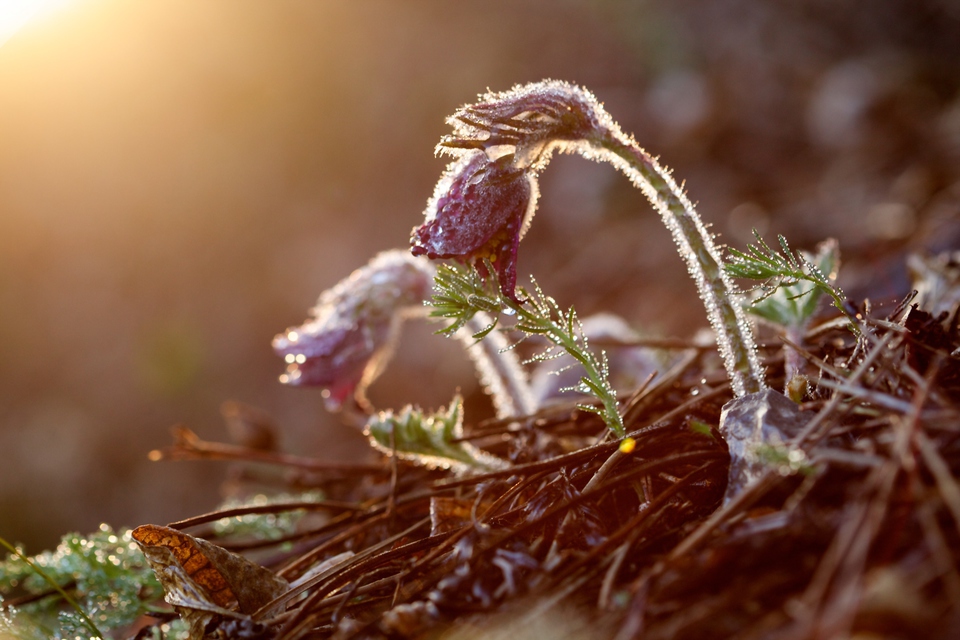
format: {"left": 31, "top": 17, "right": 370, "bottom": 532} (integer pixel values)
{"left": 411, "top": 151, "right": 537, "bottom": 302}
{"left": 273, "top": 250, "right": 433, "bottom": 411}
{"left": 411, "top": 81, "right": 620, "bottom": 302}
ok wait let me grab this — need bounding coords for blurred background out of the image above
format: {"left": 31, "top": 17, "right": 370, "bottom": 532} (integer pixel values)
{"left": 1, "top": 0, "right": 958, "bottom": 551}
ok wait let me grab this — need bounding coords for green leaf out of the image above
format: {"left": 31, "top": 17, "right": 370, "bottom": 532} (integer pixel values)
{"left": 747, "top": 238, "right": 839, "bottom": 329}
{"left": 725, "top": 231, "right": 855, "bottom": 335}
{"left": 688, "top": 419, "right": 716, "bottom": 439}
{"left": 0, "top": 526, "right": 167, "bottom": 638}
{"left": 365, "top": 395, "right": 509, "bottom": 473}
{"left": 428, "top": 261, "right": 625, "bottom": 437}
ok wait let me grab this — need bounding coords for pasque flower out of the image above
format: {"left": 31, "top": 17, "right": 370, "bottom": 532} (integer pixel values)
{"left": 273, "top": 251, "right": 433, "bottom": 411}
{"left": 437, "top": 79, "right": 613, "bottom": 170}
{"left": 411, "top": 81, "right": 595, "bottom": 302}
{"left": 274, "top": 249, "right": 535, "bottom": 417}
{"left": 411, "top": 79, "right": 766, "bottom": 398}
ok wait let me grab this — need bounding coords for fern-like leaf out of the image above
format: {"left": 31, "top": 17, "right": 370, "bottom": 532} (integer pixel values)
{"left": 429, "top": 262, "right": 625, "bottom": 437}
{"left": 365, "top": 395, "right": 509, "bottom": 473}
{"left": 726, "top": 231, "right": 858, "bottom": 337}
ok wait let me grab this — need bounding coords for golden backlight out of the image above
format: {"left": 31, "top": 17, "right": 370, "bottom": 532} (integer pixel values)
{"left": 0, "top": 0, "right": 75, "bottom": 47}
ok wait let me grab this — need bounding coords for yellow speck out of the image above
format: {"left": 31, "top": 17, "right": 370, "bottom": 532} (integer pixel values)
{"left": 619, "top": 437, "right": 636, "bottom": 454}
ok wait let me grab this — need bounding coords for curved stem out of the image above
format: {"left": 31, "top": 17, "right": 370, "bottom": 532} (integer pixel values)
{"left": 592, "top": 136, "right": 765, "bottom": 397}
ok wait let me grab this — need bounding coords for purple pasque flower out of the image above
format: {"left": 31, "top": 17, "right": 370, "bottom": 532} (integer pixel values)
{"left": 410, "top": 151, "right": 538, "bottom": 303}
{"left": 273, "top": 250, "right": 433, "bottom": 411}
{"left": 411, "top": 81, "right": 617, "bottom": 302}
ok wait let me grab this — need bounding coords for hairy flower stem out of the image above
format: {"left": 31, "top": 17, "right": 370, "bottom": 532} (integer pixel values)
{"left": 596, "top": 138, "right": 765, "bottom": 397}
{"left": 462, "top": 313, "right": 537, "bottom": 418}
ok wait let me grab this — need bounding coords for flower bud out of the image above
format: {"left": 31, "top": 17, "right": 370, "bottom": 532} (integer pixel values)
{"left": 438, "top": 80, "right": 616, "bottom": 170}
{"left": 413, "top": 82, "right": 623, "bottom": 302}
{"left": 410, "top": 152, "right": 537, "bottom": 302}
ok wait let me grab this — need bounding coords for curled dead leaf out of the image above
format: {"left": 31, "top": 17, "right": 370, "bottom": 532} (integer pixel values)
{"left": 132, "top": 524, "right": 289, "bottom": 638}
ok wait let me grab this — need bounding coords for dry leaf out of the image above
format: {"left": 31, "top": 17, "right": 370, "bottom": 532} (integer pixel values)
{"left": 132, "top": 524, "right": 289, "bottom": 638}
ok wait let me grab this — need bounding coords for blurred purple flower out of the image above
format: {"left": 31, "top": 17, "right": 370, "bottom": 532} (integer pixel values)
{"left": 411, "top": 152, "right": 537, "bottom": 302}
{"left": 273, "top": 251, "right": 433, "bottom": 411}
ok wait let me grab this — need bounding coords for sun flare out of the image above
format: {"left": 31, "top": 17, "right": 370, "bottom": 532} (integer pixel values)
{"left": 0, "top": 0, "right": 75, "bottom": 47}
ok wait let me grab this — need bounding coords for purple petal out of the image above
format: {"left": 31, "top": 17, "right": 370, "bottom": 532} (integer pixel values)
{"left": 411, "top": 152, "right": 534, "bottom": 301}
{"left": 412, "top": 153, "right": 530, "bottom": 259}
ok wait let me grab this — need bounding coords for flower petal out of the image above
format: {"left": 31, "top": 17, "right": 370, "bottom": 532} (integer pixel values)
{"left": 411, "top": 152, "right": 535, "bottom": 302}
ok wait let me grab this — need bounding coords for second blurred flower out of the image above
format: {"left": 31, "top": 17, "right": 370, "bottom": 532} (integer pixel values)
{"left": 273, "top": 251, "right": 433, "bottom": 411}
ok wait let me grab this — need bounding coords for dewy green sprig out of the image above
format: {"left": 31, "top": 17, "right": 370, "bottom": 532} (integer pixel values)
{"left": 725, "top": 231, "right": 859, "bottom": 338}
{"left": 412, "top": 79, "right": 765, "bottom": 397}
{"left": 726, "top": 233, "right": 853, "bottom": 400}
{"left": 431, "top": 261, "right": 625, "bottom": 437}
{"left": 0, "top": 526, "right": 167, "bottom": 640}
{"left": 365, "top": 394, "right": 510, "bottom": 474}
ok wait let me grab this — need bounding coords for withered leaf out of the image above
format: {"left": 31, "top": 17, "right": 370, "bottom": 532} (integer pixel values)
{"left": 133, "top": 524, "right": 289, "bottom": 637}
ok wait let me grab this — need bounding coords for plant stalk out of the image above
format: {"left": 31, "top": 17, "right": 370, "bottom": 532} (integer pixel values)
{"left": 595, "top": 137, "right": 765, "bottom": 397}
{"left": 462, "top": 312, "right": 537, "bottom": 418}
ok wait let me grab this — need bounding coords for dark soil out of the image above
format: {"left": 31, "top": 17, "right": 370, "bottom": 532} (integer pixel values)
{"left": 154, "top": 292, "right": 960, "bottom": 639}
